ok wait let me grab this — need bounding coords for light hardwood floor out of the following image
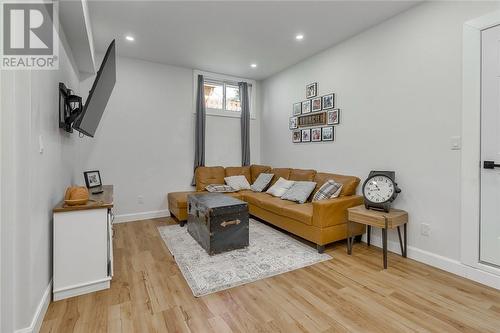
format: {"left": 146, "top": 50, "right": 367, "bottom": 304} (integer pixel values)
{"left": 41, "top": 218, "right": 500, "bottom": 333}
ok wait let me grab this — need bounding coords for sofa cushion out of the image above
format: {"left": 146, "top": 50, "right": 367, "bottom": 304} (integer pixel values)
{"left": 312, "top": 180, "right": 342, "bottom": 201}
{"left": 250, "top": 164, "right": 272, "bottom": 183}
{"left": 281, "top": 181, "right": 317, "bottom": 204}
{"left": 289, "top": 169, "right": 317, "bottom": 181}
{"left": 258, "top": 196, "right": 295, "bottom": 213}
{"left": 250, "top": 173, "right": 274, "bottom": 192}
{"left": 313, "top": 172, "right": 360, "bottom": 197}
{"left": 270, "top": 168, "right": 291, "bottom": 185}
{"left": 243, "top": 192, "right": 272, "bottom": 206}
{"left": 195, "top": 166, "right": 225, "bottom": 191}
{"left": 266, "top": 177, "right": 295, "bottom": 197}
{"left": 281, "top": 203, "right": 313, "bottom": 225}
{"left": 225, "top": 166, "right": 251, "bottom": 183}
{"left": 224, "top": 175, "right": 251, "bottom": 190}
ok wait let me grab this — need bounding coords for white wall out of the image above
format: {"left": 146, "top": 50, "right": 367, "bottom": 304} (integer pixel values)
{"left": 261, "top": 2, "right": 498, "bottom": 262}
{"left": 75, "top": 56, "right": 261, "bottom": 220}
{"left": 1, "top": 30, "right": 80, "bottom": 332}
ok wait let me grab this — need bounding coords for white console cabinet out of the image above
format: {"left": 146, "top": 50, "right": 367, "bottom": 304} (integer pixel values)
{"left": 53, "top": 185, "right": 114, "bottom": 301}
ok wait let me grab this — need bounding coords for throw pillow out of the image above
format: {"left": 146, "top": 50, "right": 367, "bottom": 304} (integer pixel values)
{"left": 224, "top": 175, "right": 251, "bottom": 191}
{"left": 250, "top": 173, "right": 274, "bottom": 192}
{"left": 312, "top": 180, "right": 343, "bottom": 201}
{"left": 281, "top": 181, "right": 317, "bottom": 204}
{"left": 205, "top": 184, "right": 236, "bottom": 193}
{"left": 266, "top": 177, "right": 295, "bottom": 197}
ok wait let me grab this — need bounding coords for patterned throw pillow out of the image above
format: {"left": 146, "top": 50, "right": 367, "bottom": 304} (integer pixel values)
{"left": 250, "top": 173, "right": 274, "bottom": 192}
{"left": 205, "top": 184, "right": 236, "bottom": 193}
{"left": 266, "top": 177, "right": 295, "bottom": 197}
{"left": 281, "top": 181, "right": 317, "bottom": 204}
{"left": 312, "top": 180, "right": 343, "bottom": 201}
{"left": 224, "top": 175, "right": 251, "bottom": 191}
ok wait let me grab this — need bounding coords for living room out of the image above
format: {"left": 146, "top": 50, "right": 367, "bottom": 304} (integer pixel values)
{"left": 2, "top": 1, "right": 500, "bottom": 332}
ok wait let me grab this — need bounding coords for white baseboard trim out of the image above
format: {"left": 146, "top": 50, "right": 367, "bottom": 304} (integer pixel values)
{"left": 113, "top": 209, "right": 170, "bottom": 224}
{"left": 15, "top": 280, "right": 52, "bottom": 333}
{"left": 53, "top": 278, "right": 110, "bottom": 301}
{"left": 364, "top": 234, "right": 500, "bottom": 290}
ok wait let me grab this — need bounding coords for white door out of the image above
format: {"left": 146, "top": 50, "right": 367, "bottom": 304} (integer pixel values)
{"left": 480, "top": 24, "right": 500, "bottom": 267}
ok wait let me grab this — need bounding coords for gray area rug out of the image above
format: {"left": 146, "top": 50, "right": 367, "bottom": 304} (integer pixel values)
{"left": 158, "top": 219, "right": 331, "bottom": 297}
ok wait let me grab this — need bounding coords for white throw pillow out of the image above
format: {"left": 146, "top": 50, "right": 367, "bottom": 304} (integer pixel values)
{"left": 224, "top": 175, "right": 251, "bottom": 191}
{"left": 266, "top": 177, "right": 295, "bottom": 197}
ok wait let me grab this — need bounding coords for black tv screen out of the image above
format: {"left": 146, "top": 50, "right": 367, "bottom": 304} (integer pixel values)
{"left": 74, "top": 40, "right": 116, "bottom": 137}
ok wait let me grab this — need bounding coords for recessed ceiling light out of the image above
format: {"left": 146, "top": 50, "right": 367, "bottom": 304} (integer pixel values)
{"left": 295, "top": 34, "right": 304, "bottom": 40}
{"left": 250, "top": 63, "right": 257, "bottom": 68}
{"left": 125, "top": 35, "right": 135, "bottom": 41}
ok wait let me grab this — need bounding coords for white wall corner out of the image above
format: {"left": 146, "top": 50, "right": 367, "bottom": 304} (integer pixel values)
{"left": 14, "top": 280, "right": 52, "bottom": 333}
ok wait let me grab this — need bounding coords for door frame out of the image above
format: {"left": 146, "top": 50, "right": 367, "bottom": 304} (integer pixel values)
{"left": 461, "top": 11, "right": 500, "bottom": 275}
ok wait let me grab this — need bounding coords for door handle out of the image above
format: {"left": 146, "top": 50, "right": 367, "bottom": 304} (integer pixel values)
{"left": 483, "top": 161, "right": 500, "bottom": 169}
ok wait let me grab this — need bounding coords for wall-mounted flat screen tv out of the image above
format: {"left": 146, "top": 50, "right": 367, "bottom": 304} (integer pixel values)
{"left": 73, "top": 40, "right": 116, "bottom": 137}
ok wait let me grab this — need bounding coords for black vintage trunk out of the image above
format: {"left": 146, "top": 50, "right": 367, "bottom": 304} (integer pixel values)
{"left": 187, "top": 193, "right": 249, "bottom": 255}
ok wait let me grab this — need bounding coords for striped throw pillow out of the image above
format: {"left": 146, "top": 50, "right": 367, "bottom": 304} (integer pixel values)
{"left": 312, "top": 180, "right": 343, "bottom": 201}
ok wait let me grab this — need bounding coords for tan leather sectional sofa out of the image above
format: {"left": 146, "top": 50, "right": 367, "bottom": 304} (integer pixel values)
{"left": 167, "top": 165, "right": 364, "bottom": 252}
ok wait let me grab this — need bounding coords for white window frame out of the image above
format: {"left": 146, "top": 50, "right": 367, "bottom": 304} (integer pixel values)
{"left": 193, "top": 70, "right": 256, "bottom": 119}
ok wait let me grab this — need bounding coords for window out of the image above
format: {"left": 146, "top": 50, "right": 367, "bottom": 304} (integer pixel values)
{"left": 203, "top": 80, "right": 243, "bottom": 112}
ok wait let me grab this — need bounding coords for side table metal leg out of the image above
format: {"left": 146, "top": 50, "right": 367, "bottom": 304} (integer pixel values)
{"left": 382, "top": 219, "right": 388, "bottom": 269}
{"left": 397, "top": 226, "right": 404, "bottom": 256}
{"left": 347, "top": 220, "right": 352, "bottom": 255}
{"left": 367, "top": 225, "right": 371, "bottom": 246}
{"left": 403, "top": 223, "right": 407, "bottom": 258}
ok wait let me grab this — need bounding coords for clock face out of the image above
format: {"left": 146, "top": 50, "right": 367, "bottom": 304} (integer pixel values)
{"left": 364, "top": 175, "right": 395, "bottom": 203}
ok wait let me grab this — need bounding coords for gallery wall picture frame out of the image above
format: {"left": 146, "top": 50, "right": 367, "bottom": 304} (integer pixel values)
{"left": 292, "top": 130, "right": 301, "bottom": 143}
{"left": 302, "top": 100, "right": 311, "bottom": 114}
{"left": 311, "top": 97, "right": 322, "bottom": 112}
{"left": 301, "top": 129, "right": 311, "bottom": 142}
{"left": 311, "top": 128, "right": 322, "bottom": 142}
{"left": 322, "top": 126, "right": 334, "bottom": 141}
{"left": 322, "top": 94, "right": 335, "bottom": 109}
{"left": 327, "top": 109, "right": 340, "bottom": 125}
{"left": 293, "top": 102, "right": 302, "bottom": 116}
{"left": 306, "top": 82, "right": 318, "bottom": 98}
{"left": 289, "top": 116, "right": 298, "bottom": 129}
{"left": 298, "top": 111, "right": 326, "bottom": 127}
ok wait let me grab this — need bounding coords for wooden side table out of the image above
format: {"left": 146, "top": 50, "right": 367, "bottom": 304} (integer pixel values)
{"left": 347, "top": 205, "right": 408, "bottom": 269}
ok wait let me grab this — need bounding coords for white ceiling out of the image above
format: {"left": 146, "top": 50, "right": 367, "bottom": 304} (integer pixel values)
{"left": 87, "top": 1, "right": 420, "bottom": 80}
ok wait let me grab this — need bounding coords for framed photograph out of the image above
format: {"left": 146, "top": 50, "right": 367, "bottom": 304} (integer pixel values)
{"left": 322, "top": 126, "right": 334, "bottom": 141}
{"left": 292, "top": 130, "right": 301, "bottom": 143}
{"left": 293, "top": 102, "right": 302, "bottom": 116}
{"left": 311, "top": 97, "right": 322, "bottom": 112}
{"left": 289, "top": 116, "right": 298, "bottom": 129}
{"left": 302, "top": 100, "right": 311, "bottom": 114}
{"left": 84, "top": 170, "right": 102, "bottom": 188}
{"left": 327, "top": 109, "right": 340, "bottom": 125}
{"left": 301, "top": 129, "right": 311, "bottom": 142}
{"left": 311, "top": 127, "right": 322, "bottom": 142}
{"left": 306, "top": 82, "right": 318, "bottom": 98}
{"left": 322, "top": 94, "right": 335, "bottom": 109}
